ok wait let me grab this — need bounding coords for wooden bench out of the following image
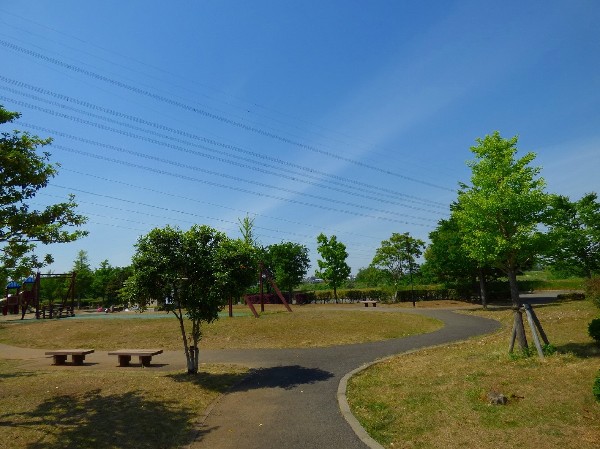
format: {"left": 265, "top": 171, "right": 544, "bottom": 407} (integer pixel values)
{"left": 108, "top": 349, "right": 163, "bottom": 367}
{"left": 359, "top": 300, "right": 378, "bottom": 307}
{"left": 45, "top": 349, "right": 95, "bottom": 365}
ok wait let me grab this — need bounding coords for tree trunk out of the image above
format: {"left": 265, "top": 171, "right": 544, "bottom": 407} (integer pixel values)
{"left": 507, "top": 268, "right": 528, "bottom": 353}
{"left": 478, "top": 268, "right": 488, "bottom": 309}
{"left": 333, "top": 286, "right": 338, "bottom": 304}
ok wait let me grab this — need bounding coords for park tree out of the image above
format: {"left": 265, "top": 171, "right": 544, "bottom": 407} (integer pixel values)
{"left": 355, "top": 266, "right": 387, "bottom": 288}
{"left": 71, "top": 250, "right": 93, "bottom": 306}
{"left": 265, "top": 241, "right": 310, "bottom": 302}
{"left": 370, "top": 232, "right": 425, "bottom": 303}
{"left": 544, "top": 192, "right": 600, "bottom": 278}
{"left": 0, "top": 105, "right": 87, "bottom": 284}
{"left": 125, "top": 225, "right": 257, "bottom": 374}
{"left": 315, "top": 233, "right": 351, "bottom": 303}
{"left": 424, "top": 213, "right": 500, "bottom": 308}
{"left": 91, "top": 260, "right": 131, "bottom": 306}
{"left": 454, "top": 132, "right": 550, "bottom": 351}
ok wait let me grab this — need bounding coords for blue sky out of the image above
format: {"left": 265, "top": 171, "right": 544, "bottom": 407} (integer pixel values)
{"left": 1, "top": 0, "right": 599, "bottom": 275}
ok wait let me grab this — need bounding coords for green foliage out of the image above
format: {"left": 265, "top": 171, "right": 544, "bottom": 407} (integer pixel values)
{"left": 544, "top": 193, "right": 600, "bottom": 278}
{"left": 265, "top": 241, "right": 310, "bottom": 299}
{"left": 425, "top": 216, "right": 478, "bottom": 285}
{"left": 126, "top": 224, "right": 257, "bottom": 373}
{"left": 0, "top": 105, "right": 87, "bottom": 284}
{"left": 315, "top": 233, "right": 351, "bottom": 302}
{"left": 593, "top": 371, "right": 600, "bottom": 401}
{"left": 588, "top": 318, "right": 600, "bottom": 343}
{"left": 370, "top": 232, "right": 425, "bottom": 300}
{"left": 585, "top": 277, "right": 600, "bottom": 309}
{"left": 454, "top": 132, "right": 550, "bottom": 307}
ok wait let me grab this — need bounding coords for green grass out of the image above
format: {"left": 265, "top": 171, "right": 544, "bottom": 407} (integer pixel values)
{"left": 346, "top": 299, "right": 600, "bottom": 449}
{"left": 0, "top": 360, "right": 248, "bottom": 449}
{"left": 0, "top": 305, "right": 442, "bottom": 350}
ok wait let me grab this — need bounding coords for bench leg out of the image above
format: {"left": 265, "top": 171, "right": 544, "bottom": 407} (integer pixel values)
{"left": 72, "top": 354, "right": 85, "bottom": 365}
{"left": 53, "top": 355, "right": 67, "bottom": 365}
{"left": 117, "top": 355, "right": 132, "bottom": 367}
{"left": 139, "top": 356, "right": 152, "bottom": 367}
{"left": 373, "top": 303, "right": 376, "bottom": 307}
{"left": 364, "top": 303, "right": 368, "bottom": 307}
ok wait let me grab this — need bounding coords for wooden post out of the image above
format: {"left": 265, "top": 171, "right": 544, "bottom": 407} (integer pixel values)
{"left": 524, "top": 304, "right": 544, "bottom": 359}
{"left": 524, "top": 303, "right": 549, "bottom": 345}
{"left": 508, "top": 317, "right": 517, "bottom": 353}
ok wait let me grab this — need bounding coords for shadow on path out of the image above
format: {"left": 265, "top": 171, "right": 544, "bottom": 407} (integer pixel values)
{"left": 234, "top": 365, "right": 334, "bottom": 391}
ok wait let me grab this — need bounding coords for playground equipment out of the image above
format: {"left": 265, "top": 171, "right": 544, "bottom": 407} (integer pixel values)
{"left": 3, "top": 272, "right": 77, "bottom": 319}
{"left": 228, "top": 263, "right": 293, "bottom": 318}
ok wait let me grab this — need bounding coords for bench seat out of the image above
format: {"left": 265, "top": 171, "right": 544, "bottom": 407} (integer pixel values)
{"left": 359, "top": 300, "right": 378, "bottom": 307}
{"left": 108, "top": 349, "right": 163, "bottom": 367}
{"left": 45, "top": 349, "right": 95, "bottom": 365}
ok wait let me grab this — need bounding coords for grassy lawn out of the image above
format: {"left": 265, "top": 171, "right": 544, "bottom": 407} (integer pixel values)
{"left": 0, "top": 304, "right": 443, "bottom": 448}
{"left": 0, "top": 360, "right": 247, "bottom": 449}
{"left": 0, "top": 305, "right": 442, "bottom": 350}
{"left": 346, "top": 299, "right": 600, "bottom": 449}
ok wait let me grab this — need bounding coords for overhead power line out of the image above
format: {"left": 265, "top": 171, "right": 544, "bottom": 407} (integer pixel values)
{"left": 0, "top": 77, "right": 448, "bottom": 209}
{"left": 0, "top": 39, "right": 454, "bottom": 192}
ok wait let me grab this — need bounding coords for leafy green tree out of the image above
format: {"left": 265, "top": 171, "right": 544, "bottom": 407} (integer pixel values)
{"left": 370, "top": 232, "right": 425, "bottom": 302}
{"left": 454, "top": 132, "right": 550, "bottom": 351}
{"left": 544, "top": 193, "right": 600, "bottom": 278}
{"left": 91, "top": 260, "right": 131, "bottom": 307}
{"left": 125, "top": 225, "right": 256, "bottom": 374}
{"left": 354, "top": 266, "right": 387, "bottom": 288}
{"left": 71, "top": 250, "right": 93, "bottom": 306}
{"left": 315, "top": 233, "right": 351, "bottom": 303}
{"left": 0, "top": 105, "right": 87, "bottom": 284}
{"left": 265, "top": 242, "right": 310, "bottom": 302}
{"left": 424, "top": 214, "right": 499, "bottom": 308}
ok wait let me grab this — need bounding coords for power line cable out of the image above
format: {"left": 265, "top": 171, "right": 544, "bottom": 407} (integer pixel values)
{"left": 0, "top": 77, "right": 448, "bottom": 209}
{"left": 0, "top": 38, "right": 455, "bottom": 193}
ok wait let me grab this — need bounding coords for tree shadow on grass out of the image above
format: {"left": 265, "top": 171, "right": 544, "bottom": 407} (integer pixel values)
{"left": 0, "top": 370, "right": 37, "bottom": 380}
{"left": 556, "top": 341, "right": 600, "bottom": 358}
{"left": 2, "top": 388, "right": 214, "bottom": 449}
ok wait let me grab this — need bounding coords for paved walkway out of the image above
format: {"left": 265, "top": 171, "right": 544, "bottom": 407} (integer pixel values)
{"left": 0, "top": 305, "right": 507, "bottom": 449}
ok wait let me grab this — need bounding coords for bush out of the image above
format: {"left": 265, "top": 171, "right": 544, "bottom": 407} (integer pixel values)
{"left": 594, "top": 370, "right": 600, "bottom": 402}
{"left": 556, "top": 292, "right": 586, "bottom": 301}
{"left": 585, "top": 277, "right": 600, "bottom": 309}
{"left": 295, "top": 292, "right": 316, "bottom": 305}
{"left": 588, "top": 318, "right": 600, "bottom": 343}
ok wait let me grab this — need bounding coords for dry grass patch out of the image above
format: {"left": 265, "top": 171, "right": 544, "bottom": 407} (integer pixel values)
{"left": 0, "top": 359, "right": 247, "bottom": 449}
{"left": 347, "top": 300, "right": 600, "bottom": 449}
{"left": 0, "top": 306, "right": 442, "bottom": 350}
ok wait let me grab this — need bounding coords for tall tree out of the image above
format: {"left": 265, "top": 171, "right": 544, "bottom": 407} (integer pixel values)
{"left": 72, "top": 250, "right": 93, "bottom": 306}
{"left": 544, "top": 193, "right": 600, "bottom": 278}
{"left": 370, "top": 232, "right": 425, "bottom": 302}
{"left": 265, "top": 242, "right": 310, "bottom": 302}
{"left": 125, "top": 225, "right": 256, "bottom": 374}
{"left": 424, "top": 213, "right": 498, "bottom": 308}
{"left": 0, "top": 105, "right": 87, "bottom": 284}
{"left": 315, "top": 233, "right": 351, "bottom": 303}
{"left": 454, "top": 131, "right": 550, "bottom": 351}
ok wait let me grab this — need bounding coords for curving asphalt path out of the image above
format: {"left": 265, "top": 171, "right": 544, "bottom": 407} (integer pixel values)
{"left": 188, "top": 307, "right": 501, "bottom": 449}
{"left": 1, "top": 305, "right": 504, "bottom": 449}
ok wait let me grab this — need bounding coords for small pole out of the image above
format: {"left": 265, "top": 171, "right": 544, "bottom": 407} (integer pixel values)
{"left": 524, "top": 303, "right": 545, "bottom": 359}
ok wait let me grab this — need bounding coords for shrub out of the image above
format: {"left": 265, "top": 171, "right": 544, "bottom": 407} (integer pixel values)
{"left": 585, "top": 277, "right": 600, "bottom": 309}
{"left": 588, "top": 318, "right": 600, "bottom": 343}
{"left": 556, "top": 292, "right": 586, "bottom": 301}
{"left": 594, "top": 370, "right": 600, "bottom": 402}
{"left": 295, "top": 292, "right": 316, "bottom": 305}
